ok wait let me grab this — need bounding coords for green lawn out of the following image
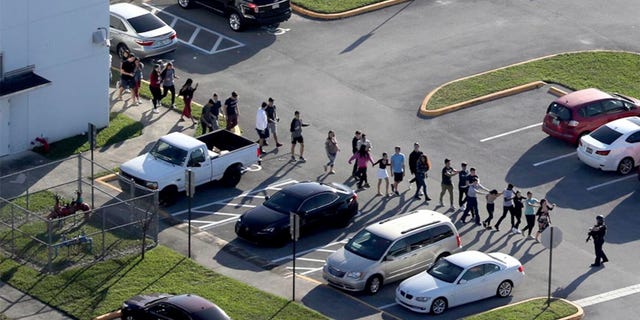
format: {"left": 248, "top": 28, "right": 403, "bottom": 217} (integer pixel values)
{"left": 427, "top": 51, "right": 640, "bottom": 110}
{"left": 465, "top": 298, "right": 578, "bottom": 320}
{"left": 293, "top": 0, "right": 385, "bottom": 13}
{"left": 0, "top": 246, "right": 326, "bottom": 320}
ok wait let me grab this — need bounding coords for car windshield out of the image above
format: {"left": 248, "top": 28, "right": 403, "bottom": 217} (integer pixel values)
{"left": 427, "top": 258, "right": 464, "bottom": 283}
{"left": 547, "top": 102, "right": 572, "bottom": 121}
{"left": 263, "top": 191, "right": 303, "bottom": 214}
{"left": 149, "top": 140, "right": 187, "bottom": 166}
{"left": 344, "top": 230, "right": 392, "bottom": 261}
{"left": 590, "top": 125, "right": 623, "bottom": 145}
{"left": 128, "top": 13, "right": 166, "bottom": 33}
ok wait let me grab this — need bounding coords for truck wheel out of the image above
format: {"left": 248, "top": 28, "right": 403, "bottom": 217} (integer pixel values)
{"left": 160, "top": 186, "right": 178, "bottom": 206}
{"left": 228, "top": 11, "right": 244, "bottom": 32}
{"left": 222, "top": 164, "right": 242, "bottom": 187}
{"left": 177, "top": 0, "right": 193, "bottom": 9}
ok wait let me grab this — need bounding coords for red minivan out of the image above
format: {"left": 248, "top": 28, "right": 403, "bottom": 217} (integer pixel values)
{"left": 542, "top": 88, "right": 640, "bottom": 144}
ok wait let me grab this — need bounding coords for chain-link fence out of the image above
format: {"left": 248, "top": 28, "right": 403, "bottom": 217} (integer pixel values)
{"left": 0, "top": 154, "right": 159, "bottom": 273}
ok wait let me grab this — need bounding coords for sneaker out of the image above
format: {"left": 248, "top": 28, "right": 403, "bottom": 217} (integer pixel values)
{"left": 137, "top": 100, "right": 143, "bottom": 105}
{"left": 263, "top": 141, "right": 269, "bottom": 146}
{"left": 124, "top": 88, "right": 131, "bottom": 93}
{"left": 364, "top": 183, "right": 370, "bottom": 188}
{"left": 330, "top": 170, "right": 336, "bottom": 174}
{"left": 276, "top": 143, "right": 283, "bottom": 147}
{"left": 152, "top": 109, "right": 159, "bottom": 113}
{"left": 299, "top": 156, "right": 306, "bottom": 162}
{"left": 494, "top": 226, "right": 499, "bottom": 232}
{"left": 171, "top": 104, "right": 176, "bottom": 109}
{"left": 515, "top": 229, "right": 522, "bottom": 234}
{"left": 291, "top": 156, "right": 296, "bottom": 162}
{"left": 394, "top": 190, "right": 400, "bottom": 196}
{"left": 425, "top": 196, "right": 432, "bottom": 201}
{"left": 414, "top": 196, "right": 421, "bottom": 200}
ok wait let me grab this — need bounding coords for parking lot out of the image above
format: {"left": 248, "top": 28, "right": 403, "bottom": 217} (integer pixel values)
{"left": 109, "top": 0, "right": 640, "bottom": 318}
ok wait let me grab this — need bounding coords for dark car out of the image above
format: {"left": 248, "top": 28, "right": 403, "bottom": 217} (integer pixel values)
{"left": 177, "top": 0, "right": 291, "bottom": 32}
{"left": 121, "top": 293, "right": 230, "bottom": 320}
{"left": 235, "top": 181, "right": 359, "bottom": 245}
{"left": 542, "top": 88, "right": 640, "bottom": 144}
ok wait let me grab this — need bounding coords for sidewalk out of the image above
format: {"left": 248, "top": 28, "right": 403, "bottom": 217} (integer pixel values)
{"left": 0, "top": 89, "right": 387, "bottom": 320}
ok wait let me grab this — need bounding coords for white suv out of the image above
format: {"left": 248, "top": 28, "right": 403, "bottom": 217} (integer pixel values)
{"left": 323, "top": 210, "right": 462, "bottom": 294}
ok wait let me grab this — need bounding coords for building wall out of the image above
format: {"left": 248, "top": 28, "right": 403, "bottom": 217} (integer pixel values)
{"left": 0, "top": 0, "right": 109, "bottom": 155}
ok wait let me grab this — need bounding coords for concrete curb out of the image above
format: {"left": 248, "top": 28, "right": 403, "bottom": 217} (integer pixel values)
{"left": 469, "top": 297, "right": 584, "bottom": 320}
{"left": 420, "top": 80, "right": 546, "bottom": 117}
{"left": 419, "top": 49, "right": 637, "bottom": 117}
{"left": 291, "top": 0, "right": 409, "bottom": 20}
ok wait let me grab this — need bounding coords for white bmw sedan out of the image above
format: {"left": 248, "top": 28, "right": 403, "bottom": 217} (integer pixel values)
{"left": 395, "top": 250, "right": 525, "bottom": 315}
{"left": 577, "top": 116, "right": 640, "bottom": 175}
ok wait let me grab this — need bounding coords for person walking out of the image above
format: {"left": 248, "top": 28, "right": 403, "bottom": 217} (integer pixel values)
{"left": 117, "top": 53, "right": 136, "bottom": 101}
{"left": 483, "top": 189, "right": 502, "bottom": 229}
{"left": 348, "top": 144, "right": 374, "bottom": 189}
{"left": 439, "top": 159, "right": 459, "bottom": 210}
{"left": 290, "top": 110, "right": 309, "bottom": 161}
{"left": 510, "top": 190, "right": 525, "bottom": 234}
{"left": 461, "top": 177, "right": 489, "bottom": 225}
{"left": 161, "top": 62, "right": 178, "bottom": 108}
{"left": 255, "top": 102, "right": 269, "bottom": 154}
{"left": 494, "top": 184, "right": 516, "bottom": 232}
{"left": 209, "top": 93, "right": 222, "bottom": 130}
{"left": 200, "top": 95, "right": 215, "bottom": 134}
{"left": 324, "top": 130, "right": 340, "bottom": 174}
{"left": 265, "top": 97, "right": 283, "bottom": 147}
{"left": 178, "top": 78, "right": 198, "bottom": 124}
{"left": 587, "top": 215, "right": 609, "bottom": 267}
{"left": 408, "top": 142, "right": 423, "bottom": 186}
{"left": 132, "top": 57, "right": 144, "bottom": 105}
{"left": 535, "top": 199, "right": 555, "bottom": 242}
{"left": 351, "top": 131, "right": 362, "bottom": 179}
{"left": 413, "top": 154, "right": 431, "bottom": 201}
{"left": 521, "top": 191, "right": 539, "bottom": 238}
{"left": 457, "top": 162, "right": 469, "bottom": 210}
{"left": 373, "top": 152, "right": 391, "bottom": 196}
{"left": 390, "top": 146, "right": 406, "bottom": 196}
{"left": 148, "top": 64, "right": 163, "bottom": 113}
{"left": 224, "top": 92, "right": 239, "bottom": 131}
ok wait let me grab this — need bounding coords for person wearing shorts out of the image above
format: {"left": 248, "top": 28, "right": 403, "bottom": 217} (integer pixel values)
{"left": 290, "top": 111, "right": 309, "bottom": 161}
{"left": 390, "top": 146, "right": 405, "bottom": 196}
{"left": 118, "top": 54, "right": 136, "bottom": 100}
{"left": 255, "top": 102, "right": 268, "bottom": 154}
{"left": 266, "top": 97, "right": 283, "bottom": 147}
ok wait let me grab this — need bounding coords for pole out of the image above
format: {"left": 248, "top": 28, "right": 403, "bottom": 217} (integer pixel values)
{"left": 292, "top": 221, "right": 296, "bottom": 302}
{"left": 188, "top": 179, "right": 192, "bottom": 259}
{"left": 547, "top": 226, "right": 554, "bottom": 304}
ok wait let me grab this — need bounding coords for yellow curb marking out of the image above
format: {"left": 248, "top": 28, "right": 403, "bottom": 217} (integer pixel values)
{"left": 292, "top": 0, "right": 410, "bottom": 20}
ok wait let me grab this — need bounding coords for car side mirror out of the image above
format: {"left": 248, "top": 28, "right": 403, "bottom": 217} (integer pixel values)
{"left": 385, "top": 255, "right": 397, "bottom": 262}
{"left": 458, "top": 279, "right": 467, "bottom": 285}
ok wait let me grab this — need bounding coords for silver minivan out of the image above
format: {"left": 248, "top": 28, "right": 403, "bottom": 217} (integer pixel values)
{"left": 323, "top": 210, "right": 462, "bottom": 294}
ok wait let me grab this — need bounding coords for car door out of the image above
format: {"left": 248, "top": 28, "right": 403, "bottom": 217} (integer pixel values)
{"left": 602, "top": 99, "right": 630, "bottom": 123}
{"left": 624, "top": 131, "right": 640, "bottom": 166}
{"left": 186, "top": 146, "right": 212, "bottom": 186}
{"left": 109, "top": 15, "right": 128, "bottom": 48}
{"left": 580, "top": 101, "right": 605, "bottom": 132}
{"left": 298, "top": 193, "right": 339, "bottom": 228}
{"left": 451, "top": 264, "right": 487, "bottom": 306}
{"left": 195, "top": 0, "right": 225, "bottom": 13}
{"left": 380, "top": 237, "right": 416, "bottom": 283}
{"left": 147, "top": 303, "right": 190, "bottom": 320}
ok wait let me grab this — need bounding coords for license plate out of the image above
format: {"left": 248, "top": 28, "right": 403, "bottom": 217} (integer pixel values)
{"left": 586, "top": 147, "right": 593, "bottom": 154}
{"left": 157, "top": 39, "right": 170, "bottom": 46}
{"left": 552, "top": 118, "right": 560, "bottom": 126}
{"left": 273, "top": 3, "right": 279, "bottom": 8}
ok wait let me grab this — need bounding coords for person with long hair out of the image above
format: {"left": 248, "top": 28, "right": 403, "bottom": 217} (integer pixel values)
{"left": 535, "top": 199, "right": 555, "bottom": 242}
{"left": 148, "top": 64, "right": 163, "bottom": 113}
{"left": 132, "top": 57, "right": 144, "bottom": 105}
{"left": 161, "top": 62, "right": 179, "bottom": 108}
{"left": 179, "top": 78, "right": 198, "bottom": 124}
{"left": 324, "top": 130, "right": 340, "bottom": 174}
{"left": 373, "top": 152, "right": 391, "bottom": 196}
{"left": 348, "top": 144, "right": 374, "bottom": 189}
{"left": 414, "top": 154, "right": 431, "bottom": 201}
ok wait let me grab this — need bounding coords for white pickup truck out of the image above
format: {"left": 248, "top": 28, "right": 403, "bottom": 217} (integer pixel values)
{"left": 119, "top": 130, "right": 260, "bottom": 205}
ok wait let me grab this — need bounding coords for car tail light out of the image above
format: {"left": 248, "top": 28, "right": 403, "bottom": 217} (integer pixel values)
{"left": 568, "top": 120, "right": 579, "bottom": 127}
{"left": 518, "top": 265, "right": 524, "bottom": 273}
{"left": 456, "top": 234, "right": 462, "bottom": 248}
{"left": 247, "top": 3, "right": 259, "bottom": 13}
{"left": 135, "top": 39, "right": 154, "bottom": 46}
{"left": 596, "top": 150, "right": 611, "bottom": 156}
{"left": 169, "top": 33, "right": 177, "bottom": 40}
{"left": 350, "top": 193, "right": 358, "bottom": 203}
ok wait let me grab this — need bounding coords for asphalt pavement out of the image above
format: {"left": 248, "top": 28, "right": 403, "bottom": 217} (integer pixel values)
{"left": 0, "top": 88, "right": 390, "bottom": 320}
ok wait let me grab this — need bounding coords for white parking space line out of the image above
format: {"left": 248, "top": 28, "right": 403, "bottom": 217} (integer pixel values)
{"left": 143, "top": 3, "right": 245, "bottom": 54}
{"left": 532, "top": 152, "right": 576, "bottom": 167}
{"left": 296, "top": 257, "right": 326, "bottom": 263}
{"left": 200, "top": 216, "right": 240, "bottom": 230}
{"left": 480, "top": 123, "right": 542, "bottom": 142}
{"left": 271, "top": 240, "right": 347, "bottom": 263}
{"left": 315, "top": 249, "right": 338, "bottom": 253}
{"left": 378, "top": 303, "right": 398, "bottom": 310}
{"left": 224, "top": 203, "right": 257, "bottom": 208}
{"left": 586, "top": 175, "right": 636, "bottom": 191}
{"left": 574, "top": 283, "right": 640, "bottom": 307}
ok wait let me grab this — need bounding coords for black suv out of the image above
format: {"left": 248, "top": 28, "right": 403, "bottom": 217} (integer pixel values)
{"left": 178, "top": 0, "right": 291, "bottom": 31}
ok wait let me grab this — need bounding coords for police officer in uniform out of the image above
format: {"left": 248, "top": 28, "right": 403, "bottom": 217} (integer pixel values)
{"left": 587, "top": 215, "right": 609, "bottom": 267}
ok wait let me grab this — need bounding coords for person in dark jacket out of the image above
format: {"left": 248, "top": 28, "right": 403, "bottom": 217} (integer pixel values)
{"left": 587, "top": 215, "right": 609, "bottom": 267}
{"left": 408, "top": 142, "right": 423, "bottom": 186}
{"left": 351, "top": 131, "right": 362, "bottom": 179}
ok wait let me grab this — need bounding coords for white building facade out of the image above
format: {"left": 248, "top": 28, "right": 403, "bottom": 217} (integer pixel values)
{"left": 0, "top": 0, "right": 109, "bottom": 157}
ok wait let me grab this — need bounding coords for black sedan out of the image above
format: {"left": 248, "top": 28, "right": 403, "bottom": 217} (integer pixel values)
{"left": 235, "top": 181, "right": 359, "bottom": 246}
{"left": 121, "top": 293, "right": 230, "bottom": 320}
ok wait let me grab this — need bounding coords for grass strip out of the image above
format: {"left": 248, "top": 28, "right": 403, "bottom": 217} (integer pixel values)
{"left": 465, "top": 297, "right": 578, "bottom": 320}
{"left": 427, "top": 51, "right": 640, "bottom": 110}
{"left": 292, "top": 0, "right": 384, "bottom": 13}
{"left": 0, "top": 246, "right": 326, "bottom": 320}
